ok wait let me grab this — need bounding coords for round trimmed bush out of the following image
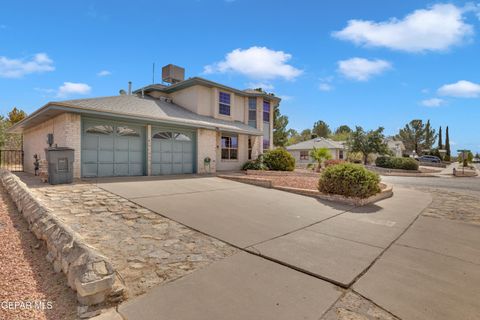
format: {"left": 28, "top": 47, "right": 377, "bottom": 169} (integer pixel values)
{"left": 263, "top": 149, "right": 295, "bottom": 171}
{"left": 318, "top": 163, "right": 381, "bottom": 198}
{"left": 375, "top": 156, "right": 419, "bottom": 170}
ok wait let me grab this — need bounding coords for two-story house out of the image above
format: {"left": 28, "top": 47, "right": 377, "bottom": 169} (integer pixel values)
{"left": 10, "top": 64, "right": 280, "bottom": 178}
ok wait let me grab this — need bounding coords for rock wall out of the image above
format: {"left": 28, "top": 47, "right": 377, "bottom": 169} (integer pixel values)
{"left": 0, "top": 170, "right": 121, "bottom": 305}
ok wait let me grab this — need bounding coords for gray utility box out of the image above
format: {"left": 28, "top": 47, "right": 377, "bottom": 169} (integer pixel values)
{"left": 45, "top": 147, "right": 75, "bottom": 185}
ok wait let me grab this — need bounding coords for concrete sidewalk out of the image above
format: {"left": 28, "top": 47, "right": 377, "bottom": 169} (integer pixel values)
{"left": 354, "top": 216, "right": 480, "bottom": 320}
{"left": 118, "top": 252, "right": 342, "bottom": 320}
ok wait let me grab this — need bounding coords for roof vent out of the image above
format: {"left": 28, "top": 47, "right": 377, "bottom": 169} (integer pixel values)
{"left": 162, "top": 64, "right": 185, "bottom": 84}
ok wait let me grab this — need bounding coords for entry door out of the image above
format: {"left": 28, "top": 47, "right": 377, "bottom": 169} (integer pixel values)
{"left": 82, "top": 120, "right": 145, "bottom": 177}
{"left": 151, "top": 128, "right": 194, "bottom": 175}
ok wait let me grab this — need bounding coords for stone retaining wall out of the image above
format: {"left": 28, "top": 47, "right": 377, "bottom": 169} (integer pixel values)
{"left": 273, "top": 184, "right": 394, "bottom": 206}
{"left": 0, "top": 170, "right": 120, "bottom": 305}
{"left": 246, "top": 169, "right": 319, "bottom": 177}
{"left": 221, "top": 175, "right": 273, "bottom": 188}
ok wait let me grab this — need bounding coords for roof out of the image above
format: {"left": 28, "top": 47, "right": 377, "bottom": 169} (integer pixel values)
{"left": 134, "top": 77, "right": 281, "bottom": 102}
{"left": 9, "top": 94, "right": 263, "bottom": 135}
{"left": 286, "top": 137, "right": 345, "bottom": 151}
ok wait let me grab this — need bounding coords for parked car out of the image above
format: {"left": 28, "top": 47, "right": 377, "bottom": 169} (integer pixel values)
{"left": 472, "top": 158, "right": 480, "bottom": 163}
{"left": 416, "top": 155, "right": 442, "bottom": 163}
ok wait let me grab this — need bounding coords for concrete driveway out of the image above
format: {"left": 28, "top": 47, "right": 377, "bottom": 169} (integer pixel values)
{"left": 99, "top": 176, "right": 352, "bottom": 248}
{"left": 97, "top": 176, "right": 480, "bottom": 320}
{"left": 99, "top": 176, "right": 430, "bottom": 288}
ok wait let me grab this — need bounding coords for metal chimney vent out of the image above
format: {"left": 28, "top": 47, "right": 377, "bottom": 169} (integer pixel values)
{"left": 162, "top": 64, "right": 185, "bottom": 84}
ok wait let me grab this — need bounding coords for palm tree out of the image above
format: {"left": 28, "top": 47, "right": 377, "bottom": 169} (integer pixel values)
{"left": 309, "top": 147, "right": 332, "bottom": 171}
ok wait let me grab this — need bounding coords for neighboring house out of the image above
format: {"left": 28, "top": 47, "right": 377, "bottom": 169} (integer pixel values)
{"left": 9, "top": 64, "right": 279, "bottom": 178}
{"left": 385, "top": 138, "right": 406, "bottom": 157}
{"left": 286, "top": 137, "right": 346, "bottom": 165}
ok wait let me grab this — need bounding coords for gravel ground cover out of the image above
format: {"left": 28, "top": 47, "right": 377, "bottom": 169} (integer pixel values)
{"left": 0, "top": 183, "right": 77, "bottom": 320}
{"left": 247, "top": 174, "right": 320, "bottom": 190}
{"left": 419, "top": 188, "right": 480, "bottom": 225}
{"left": 322, "top": 291, "right": 399, "bottom": 320}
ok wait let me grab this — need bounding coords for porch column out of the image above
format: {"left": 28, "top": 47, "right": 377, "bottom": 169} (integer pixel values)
{"left": 146, "top": 125, "right": 152, "bottom": 176}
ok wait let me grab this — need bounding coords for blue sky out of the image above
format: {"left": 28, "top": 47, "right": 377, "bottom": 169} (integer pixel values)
{"left": 1, "top": 0, "right": 479, "bottom": 153}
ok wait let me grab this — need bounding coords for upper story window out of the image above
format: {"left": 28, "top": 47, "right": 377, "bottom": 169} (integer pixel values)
{"left": 248, "top": 97, "right": 257, "bottom": 127}
{"left": 219, "top": 92, "right": 231, "bottom": 116}
{"left": 263, "top": 100, "right": 270, "bottom": 123}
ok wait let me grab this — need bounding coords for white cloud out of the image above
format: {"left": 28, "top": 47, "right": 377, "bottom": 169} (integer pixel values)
{"left": 319, "top": 83, "right": 334, "bottom": 91}
{"left": 0, "top": 53, "right": 54, "bottom": 78}
{"left": 247, "top": 82, "right": 274, "bottom": 91}
{"left": 97, "top": 70, "right": 111, "bottom": 77}
{"left": 337, "top": 58, "right": 391, "bottom": 81}
{"left": 421, "top": 98, "right": 445, "bottom": 107}
{"left": 438, "top": 80, "right": 480, "bottom": 98}
{"left": 332, "top": 4, "right": 473, "bottom": 52}
{"left": 204, "top": 46, "right": 302, "bottom": 80}
{"left": 278, "top": 95, "right": 293, "bottom": 101}
{"left": 57, "top": 82, "right": 92, "bottom": 98}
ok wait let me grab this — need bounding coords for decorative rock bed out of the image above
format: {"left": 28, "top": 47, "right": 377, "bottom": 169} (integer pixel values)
{"left": 219, "top": 173, "right": 393, "bottom": 206}
{"left": 0, "top": 169, "right": 122, "bottom": 305}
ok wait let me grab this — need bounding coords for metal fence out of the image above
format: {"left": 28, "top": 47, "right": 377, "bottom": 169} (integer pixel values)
{"left": 0, "top": 149, "right": 24, "bottom": 172}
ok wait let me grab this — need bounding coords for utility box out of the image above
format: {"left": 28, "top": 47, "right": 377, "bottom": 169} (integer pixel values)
{"left": 45, "top": 147, "right": 74, "bottom": 185}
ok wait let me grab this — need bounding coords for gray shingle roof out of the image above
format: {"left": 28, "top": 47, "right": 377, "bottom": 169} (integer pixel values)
{"left": 43, "top": 95, "right": 262, "bottom": 135}
{"left": 135, "top": 77, "right": 281, "bottom": 102}
{"left": 286, "top": 137, "right": 345, "bottom": 151}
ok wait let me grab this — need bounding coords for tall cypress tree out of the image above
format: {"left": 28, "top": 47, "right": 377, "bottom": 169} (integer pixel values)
{"left": 438, "top": 126, "right": 443, "bottom": 149}
{"left": 445, "top": 126, "right": 451, "bottom": 160}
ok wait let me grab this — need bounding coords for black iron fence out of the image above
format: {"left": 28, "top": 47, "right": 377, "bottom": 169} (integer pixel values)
{"left": 0, "top": 149, "right": 24, "bottom": 172}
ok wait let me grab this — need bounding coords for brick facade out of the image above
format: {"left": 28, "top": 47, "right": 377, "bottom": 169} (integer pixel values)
{"left": 23, "top": 113, "right": 81, "bottom": 178}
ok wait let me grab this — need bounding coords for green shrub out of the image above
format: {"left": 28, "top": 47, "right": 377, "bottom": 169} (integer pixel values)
{"left": 318, "top": 163, "right": 380, "bottom": 198}
{"left": 263, "top": 149, "right": 295, "bottom": 171}
{"left": 375, "top": 156, "right": 418, "bottom": 170}
{"left": 375, "top": 156, "right": 390, "bottom": 168}
{"left": 242, "top": 155, "right": 268, "bottom": 170}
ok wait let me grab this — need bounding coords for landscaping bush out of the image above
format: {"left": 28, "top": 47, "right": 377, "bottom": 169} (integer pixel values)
{"left": 318, "top": 163, "right": 380, "bottom": 198}
{"left": 324, "top": 159, "right": 345, "bottom": 167}
{"left": 242, "top": 155, "right": 268, "bottom": 170}
{"left": 263, "top": 149, "right": 295, "bottom": 171}
{"left": 375, "top": 156, "right": 419, "bottom": 170}
{"left": 375, "top": 156, "right": 390, "bottom": 168}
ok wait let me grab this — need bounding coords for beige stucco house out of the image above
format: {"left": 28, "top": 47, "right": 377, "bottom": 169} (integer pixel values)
{"left": 385, "top": 138, "right": 406, "bottom": 157}
{"left": 9, "top": 65, "right": 279, "bottom": 178}
{"left": 286, "top": 137, "right": 346, "bottom": 165}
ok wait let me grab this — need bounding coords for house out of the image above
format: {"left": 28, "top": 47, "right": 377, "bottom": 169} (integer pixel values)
{"left": 385, "top": 138, "right": 406, "bottom": 157}
{"left": 9, "top": 64, "right": 279, "bottom": 178}
{"left": 286, "top": 137, "right": 346, "bottom": 165}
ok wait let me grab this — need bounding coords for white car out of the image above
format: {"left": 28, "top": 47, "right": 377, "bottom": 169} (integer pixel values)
{"left": 472, "top": 158, "right": 480, "bottom": 163}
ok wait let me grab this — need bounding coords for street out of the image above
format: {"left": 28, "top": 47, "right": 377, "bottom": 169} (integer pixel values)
{"left": 381, "top": 175, "right": 480, "bottom": 192}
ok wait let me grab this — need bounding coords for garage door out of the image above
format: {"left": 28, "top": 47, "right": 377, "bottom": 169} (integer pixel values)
{"left": 151, "top": 127, "right": 195, "bottom": 175}
{"left": 82, "top": 119, "right": 145, "bottom": 177}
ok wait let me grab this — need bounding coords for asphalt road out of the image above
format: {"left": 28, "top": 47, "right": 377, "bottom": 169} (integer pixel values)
{"left": 381, "top": 174, "right": 480, "bottom": 192}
